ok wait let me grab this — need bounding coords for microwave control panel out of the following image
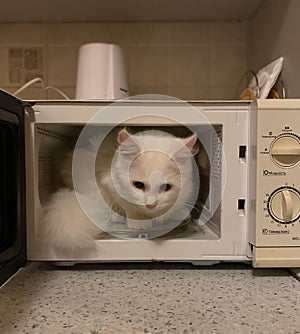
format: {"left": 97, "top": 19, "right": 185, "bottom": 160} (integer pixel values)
{"left": 255, "top": 100, "right": 300, "bottom": 247}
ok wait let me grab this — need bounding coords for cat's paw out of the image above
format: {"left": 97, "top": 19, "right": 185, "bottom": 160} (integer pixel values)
{"left": 126, "top": 219, "right": 153, "bottom": 230}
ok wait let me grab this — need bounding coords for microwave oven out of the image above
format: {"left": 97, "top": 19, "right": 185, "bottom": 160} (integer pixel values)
{"left": 1, "top": 90, "right": 300, "bottom": 284}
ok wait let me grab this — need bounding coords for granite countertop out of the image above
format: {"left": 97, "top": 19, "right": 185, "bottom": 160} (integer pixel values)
{"left": 0, "top": 262, "right": 299, "bottom": 334}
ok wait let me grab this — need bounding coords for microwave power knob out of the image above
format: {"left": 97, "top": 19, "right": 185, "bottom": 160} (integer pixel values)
{"left": 270, "top": 134, "right": 300, "bottom": 167}
{"left": 268, "top": 187, "right": 300, "bottom": 223}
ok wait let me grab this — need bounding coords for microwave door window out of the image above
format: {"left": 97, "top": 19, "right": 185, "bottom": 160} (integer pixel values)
{"left": 0, "top": 122, "right": 19, "bottom": 258}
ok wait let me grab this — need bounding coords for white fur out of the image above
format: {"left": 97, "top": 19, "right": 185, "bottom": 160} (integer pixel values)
{"left": 40, "top": 189, "right": 101, "bottom": 255}
{"left": 42, "top": 129, "right": 198, "bottom": 253}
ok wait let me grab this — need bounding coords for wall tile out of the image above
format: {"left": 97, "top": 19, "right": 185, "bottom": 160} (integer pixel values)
{"left": 130, "top": 86, "right": 169, "bottom": 97}
{"left": 210, "top": 87, "right": 238, "bottom": 100}
{"left": 128, "top": 46, "right": 169, "bottom": 87}
{"left": 210, "top": 21, "right": 248, "bottom": 45}
{"left": 46, "top": 23, "right": 110, "bottom": 46}
{"left": 46, "top": 87, "right": 75, "bottom": 99}
{"left": 0, "top": 20, "right": 249, "bottom": 100}
{"left": 0, "top": 23, "right": 46, "bottom": 45}
{"left": 210, "top": 46, "right": 247, "bottom": 87}
{"left": 3, "top": 86, "right": 75, "bottom": 100}
{"left": 0, "top": 47, "right": 45, "bottom": 88}
{"left": 82, "top": 23, "right": 112, "bottom": 45}
{"left": 128, "top": 22, "right": 170, "bottom": 45}
{"left": 0, "top": 48, "right": 9, "bottom": 86}
{"left": 107, "top": 23, "right": 131, "bottom": 46}
{"left": 169, "top": 86, "right": 210, "bottom": 100}
{"left": 6, "top": 84, "right": 75, "bottom": 100}
{"left": 169, "top": 46, "right": 210, "bottom": 87}
{"left": 170, "top": 22, "right": 210, "bottom": 45}
{"left": 46, "top": 47, "right": 78, "bottom": 86}
{"left": 4, "top": 87, "right": 47, "bottom": 100}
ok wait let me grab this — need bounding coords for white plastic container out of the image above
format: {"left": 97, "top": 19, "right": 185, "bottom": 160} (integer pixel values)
{"left": 75, "top": 43, "right": 129, "bottom": 100}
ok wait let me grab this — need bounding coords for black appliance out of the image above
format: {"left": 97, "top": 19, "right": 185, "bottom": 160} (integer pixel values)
{"left": 0, "top": 90, "right": 26, "bottom": 285}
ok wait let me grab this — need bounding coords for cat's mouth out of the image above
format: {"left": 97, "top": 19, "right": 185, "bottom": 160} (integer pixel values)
{"left": 145, "top": 202, "right": 158, "bottom": 209}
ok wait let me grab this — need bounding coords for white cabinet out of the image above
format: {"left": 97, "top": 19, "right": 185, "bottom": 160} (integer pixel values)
{"left": 0, "top": 0, "right": 264, "bottom": 22}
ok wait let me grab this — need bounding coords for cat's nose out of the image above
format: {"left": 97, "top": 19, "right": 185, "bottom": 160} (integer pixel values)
{"left": 145, "top": 202, "right": 158, "bottom": 209}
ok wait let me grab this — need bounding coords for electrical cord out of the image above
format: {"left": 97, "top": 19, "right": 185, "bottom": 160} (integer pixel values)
{"left": 13, "top": 77, "right": 70, "bottom": 99}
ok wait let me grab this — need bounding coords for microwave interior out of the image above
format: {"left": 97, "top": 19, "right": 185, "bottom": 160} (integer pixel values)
{"left": 34, "top": 123, "right": 224, "bottom": 243}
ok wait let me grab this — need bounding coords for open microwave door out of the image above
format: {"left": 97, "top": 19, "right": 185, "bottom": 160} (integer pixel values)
{"left": 0, "top": 90, "right": 26, "bottom": 286}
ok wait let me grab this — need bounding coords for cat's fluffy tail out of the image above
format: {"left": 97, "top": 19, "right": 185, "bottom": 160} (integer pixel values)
{"left": 40, "top": 188, "right": 101, "bottom": 254}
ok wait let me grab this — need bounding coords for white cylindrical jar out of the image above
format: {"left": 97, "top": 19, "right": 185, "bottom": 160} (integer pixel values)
{"left": 75, "top": 43, "right": 129, "bottom": 100}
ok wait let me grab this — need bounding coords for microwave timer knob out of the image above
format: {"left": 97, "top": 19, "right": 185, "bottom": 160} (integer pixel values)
{"left": 270, "top": 134, "right": 300, "bottom": 167}
{"left": 267, "top": 187, "right": 300, "bottom": 223}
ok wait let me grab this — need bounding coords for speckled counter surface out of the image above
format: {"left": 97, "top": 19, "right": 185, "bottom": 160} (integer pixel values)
{"left": 0, "top": 262, "right": 299, "bottom": 334}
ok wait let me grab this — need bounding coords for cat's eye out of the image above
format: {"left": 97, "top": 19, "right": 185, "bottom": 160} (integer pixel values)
{"left": 160, "top": 183, "right": 172, "bottom": 192}
{"left": 133, "top": 181, "right": 145, "bottom": 190}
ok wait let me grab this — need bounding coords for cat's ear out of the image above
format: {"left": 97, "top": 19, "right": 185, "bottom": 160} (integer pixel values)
{"left": 173, "top": 134, "right": 199, "bottom": 162}
{"left": 117, "top": 129, "right": 140, "bottom": 159}
{"left": 117, "top": 128, "right": 131, "bottom": 144}
{"left": 181, "top": 135, "right": 198, "bottom": 155}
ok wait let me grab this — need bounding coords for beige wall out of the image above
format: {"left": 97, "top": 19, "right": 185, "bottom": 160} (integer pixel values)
{"left": 248, "top": 0, "right": 300, "bottom": 98}
{"left": 0, "top": 21, "right": 248, "bottom": 100}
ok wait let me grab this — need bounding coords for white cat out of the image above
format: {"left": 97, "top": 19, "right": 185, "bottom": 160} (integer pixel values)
{"left": 41, "top": 128, "right": 199, "bottom": 254}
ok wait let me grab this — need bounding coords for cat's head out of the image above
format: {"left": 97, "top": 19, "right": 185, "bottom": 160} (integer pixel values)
{"left": 112, "top": 129, "right": 198, "bottom": 218}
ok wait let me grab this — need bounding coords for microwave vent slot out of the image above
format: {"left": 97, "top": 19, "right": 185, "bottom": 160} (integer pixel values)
{"left": 211, "top": 127, "right": 222, "bottom": 179}
{"left": 37, "top": 124, "right": 76, "bottom": 205}
{"left": 239, "top": 145, "right": 246, "bottom": 162}
{"left": 238, "top": 199, "right": 246, "bottom": 216}
{"left": 39, "top": 157, "right": 55, "bottom": 187}
{"left": 37, "top": 127, "right": 72, "bottom": 142}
